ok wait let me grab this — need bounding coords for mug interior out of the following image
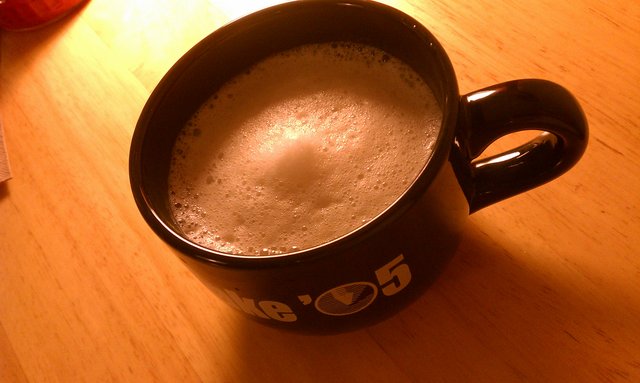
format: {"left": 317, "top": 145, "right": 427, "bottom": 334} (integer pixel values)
{"left": 130, "top": 0, "right": 458, "bottom": 265}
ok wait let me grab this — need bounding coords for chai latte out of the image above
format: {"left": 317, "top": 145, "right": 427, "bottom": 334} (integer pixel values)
{"left": 168, "top": 42, "right": 441, "bottom": 255}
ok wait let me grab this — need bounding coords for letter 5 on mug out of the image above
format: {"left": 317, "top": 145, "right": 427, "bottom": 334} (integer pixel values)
{"left": 129, "top": 0, "right": 587, "bottom": 333}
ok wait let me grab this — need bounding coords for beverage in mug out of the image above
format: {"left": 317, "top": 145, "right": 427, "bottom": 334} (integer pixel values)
{"left": 168, "top": 42, "right": 442, "bottom": 256}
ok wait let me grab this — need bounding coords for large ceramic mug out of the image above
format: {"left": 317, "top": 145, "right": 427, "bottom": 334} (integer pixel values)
{"left": 129, "top": 0, "right": 587, "bottom": 333}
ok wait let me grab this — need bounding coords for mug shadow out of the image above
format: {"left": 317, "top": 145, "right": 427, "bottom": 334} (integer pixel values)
{"left": 211, "top": 221, "right": 634, "bottom": 382}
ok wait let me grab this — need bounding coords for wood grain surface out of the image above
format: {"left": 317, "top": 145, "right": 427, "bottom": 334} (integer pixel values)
{"left": 1, "top": 1, "right": 639, "bottom": 382}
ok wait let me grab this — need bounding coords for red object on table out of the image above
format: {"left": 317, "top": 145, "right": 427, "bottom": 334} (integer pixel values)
{"left": 0, "top": 0, "right": 88, "bottom": 30}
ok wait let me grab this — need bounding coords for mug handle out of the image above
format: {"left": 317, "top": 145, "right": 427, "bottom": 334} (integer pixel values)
{"left": 457, "top": 79, "right": 588, "bottom": 213}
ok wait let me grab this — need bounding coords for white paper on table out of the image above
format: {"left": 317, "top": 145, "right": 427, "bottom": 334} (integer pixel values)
{"left": 0, "top": 119, "right": 12, "bottom": 183}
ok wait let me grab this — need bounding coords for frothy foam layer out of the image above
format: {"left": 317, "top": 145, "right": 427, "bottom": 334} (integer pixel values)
{"left": 168, "top": 42, "right": 441, "bottom": 255}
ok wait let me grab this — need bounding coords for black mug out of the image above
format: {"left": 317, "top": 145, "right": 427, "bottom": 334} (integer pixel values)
{"left": 129, "top": 0, "right": 587, "bottom": 333}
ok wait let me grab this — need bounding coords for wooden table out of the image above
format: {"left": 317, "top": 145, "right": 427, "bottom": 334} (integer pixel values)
{"left": 1, "top": 1, "right": 638, "bottom": 382}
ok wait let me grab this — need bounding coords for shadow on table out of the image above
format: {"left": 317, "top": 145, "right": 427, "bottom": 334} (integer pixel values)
{"left": 216, "top": 221, "right": 633, "bottom": 382}
{"left": 0, "top": 6, "right": 87, "bottom": 198}
{"left": 0, "top": 4, "right": 87, "bottom": 95}
{"left": 0, "top": 182, "right": 8, "bottom": 200}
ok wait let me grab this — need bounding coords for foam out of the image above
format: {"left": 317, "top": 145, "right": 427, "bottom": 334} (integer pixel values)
{"left": 168, "top": 42, "right": 441, "bottom": 255}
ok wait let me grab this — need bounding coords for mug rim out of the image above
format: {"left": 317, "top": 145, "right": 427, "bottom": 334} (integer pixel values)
{"left": 129, "top": 0, "right": 460, "bottom": 269}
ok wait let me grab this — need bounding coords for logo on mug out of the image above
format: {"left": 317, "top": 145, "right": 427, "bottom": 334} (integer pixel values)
{"left": 314, "top": 282, "right": 378, "bottom": 316}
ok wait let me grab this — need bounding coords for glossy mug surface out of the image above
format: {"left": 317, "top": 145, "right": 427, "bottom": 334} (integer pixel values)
{"left": 129, "top": 0, "right": 588, "bottom": 333}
